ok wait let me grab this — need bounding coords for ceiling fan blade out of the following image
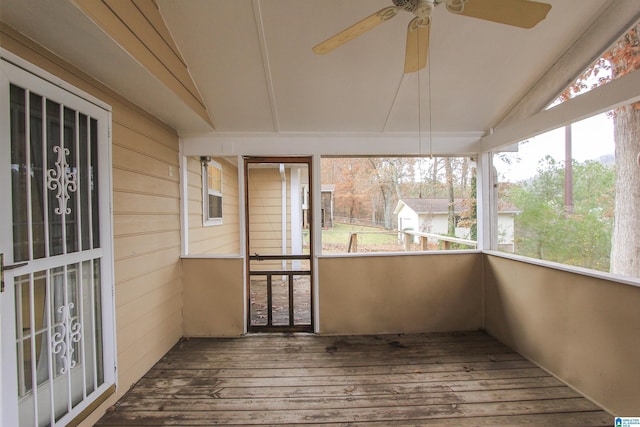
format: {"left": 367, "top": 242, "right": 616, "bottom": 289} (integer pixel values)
{"left": 404, "top": 17, "right": 430, "bottom": 73}
{"left": 447, "top": 0, "right": 551, "bottom": 29}
{"left": 312, "top": 6, "right": 399, "bottom": 54}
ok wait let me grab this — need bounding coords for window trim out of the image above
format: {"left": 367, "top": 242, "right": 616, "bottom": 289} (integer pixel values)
{"left": 202, "top": 158, "right": 223, "bottom": 226}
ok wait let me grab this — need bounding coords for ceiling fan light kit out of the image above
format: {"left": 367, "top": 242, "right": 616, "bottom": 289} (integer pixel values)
{"left": 313, "top": 0, "right": 552, "bottom": 73}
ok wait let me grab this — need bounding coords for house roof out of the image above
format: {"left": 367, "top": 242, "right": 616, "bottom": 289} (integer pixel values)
{"left": 395, "top": 198, "right": 518, "bottom": 215}
{"left": 398, "top": 198, "right": 465, "bottom": 215}
{"left": 2, "top": 0, "right": 637, "bottom": 150}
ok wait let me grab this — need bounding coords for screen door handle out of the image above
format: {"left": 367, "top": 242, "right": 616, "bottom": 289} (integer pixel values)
{"left": 1, "top": 253, "right": 28, "bottom": 293}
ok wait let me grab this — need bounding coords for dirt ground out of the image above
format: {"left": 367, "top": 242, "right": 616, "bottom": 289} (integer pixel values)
{"left": 250, "top": 276, "right": 311, "bottom": 327}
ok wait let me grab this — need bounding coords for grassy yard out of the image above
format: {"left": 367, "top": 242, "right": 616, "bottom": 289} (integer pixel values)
{"left": 322, "top": 223, "right": 397, "bottom": 244}
{"left": 303, "top": 222, "right": 472, "bottom": 254}
{"left": 303, "top": 223, "right": 472, "bottom": 254}
{"left": 316, "top": 222, "right": 402, "bottom": 253}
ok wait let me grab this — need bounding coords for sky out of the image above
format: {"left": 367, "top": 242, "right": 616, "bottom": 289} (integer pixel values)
{"left": 494, "top": 112, "right": 615, "bottom": 182}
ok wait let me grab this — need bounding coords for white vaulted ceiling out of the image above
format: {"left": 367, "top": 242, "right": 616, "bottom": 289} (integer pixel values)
{"left": 157, "top": 0, "right": 613, "bottom": 134}
{"left": 2, "top": 0, "right": 639, "bottom": 144}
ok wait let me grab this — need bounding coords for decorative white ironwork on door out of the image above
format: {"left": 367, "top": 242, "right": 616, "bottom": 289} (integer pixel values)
{"left": 47, "top": 144, "right": 78, "bottom": 216}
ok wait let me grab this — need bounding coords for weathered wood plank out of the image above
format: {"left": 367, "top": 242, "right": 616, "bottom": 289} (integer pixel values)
{"left": 160, "top": 337, "right": 511, "bottom": 356}
{"left": 112, "top": 387, "right": 584, "bottom": 412}
{"left": 137, "top": 359, "right": 537, "bottom": 382}
{"left": 122, "top": 376, "right": 565, "bottom": 400}
{"left": 156, "top": 339, "right": 516, "bottom": 358}
{"left": 97, "top": 399, "right": 606, "bottom": 425}
{"left": 127, "top": 367, "right": 551, "bottom": 390}
{"left": 172, "top": 331, "right": 498, "bottom": 349}
{"left": 96, "top": 333, "right": 611, "bottom": 426}
{"left": 146, "top": 351, "right": 524, "bottom": 372}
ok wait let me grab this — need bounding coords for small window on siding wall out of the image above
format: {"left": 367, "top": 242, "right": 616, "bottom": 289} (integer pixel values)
{"left": 203, "top": 158, "right": 223, "bottom": 226}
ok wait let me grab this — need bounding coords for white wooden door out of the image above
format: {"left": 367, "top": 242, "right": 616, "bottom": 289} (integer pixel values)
{"left": 1, "top": 56, "right": 116, "bottom": 427}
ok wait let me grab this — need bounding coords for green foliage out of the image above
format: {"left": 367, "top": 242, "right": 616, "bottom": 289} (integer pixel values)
{"left": 505, "top": 156, "right": 614, "bottom": 271}
{"left": 469, "top": 172, "right": 477, "bottom": 241}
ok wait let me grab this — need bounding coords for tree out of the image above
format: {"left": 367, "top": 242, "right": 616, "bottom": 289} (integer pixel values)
{"left": 322, "top": 156, "right": 475, "bottom": 233}
{"left": 608, "top": 24, "right": 640, "bottom": 278}
{"left": 560, "top": 23, "right": 640, "bottom": 277}
{"left": 368, "top": 158, "right": 414, "bottom": 229}
{"left": 326, "top": 158, "right": 370, "bottom": 223}
{"left": 444, "top": 158, "right": 456, "bottom": 236}
{"left": 507, "top": 156, "right": 615, "bottom": 271}
{"left": 467, "top": 170, "right": 478, "bottom": 241}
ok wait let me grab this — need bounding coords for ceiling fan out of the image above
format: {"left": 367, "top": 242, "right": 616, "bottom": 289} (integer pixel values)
{"left": 312, "top": 0, "right": 552, "bottom": 73}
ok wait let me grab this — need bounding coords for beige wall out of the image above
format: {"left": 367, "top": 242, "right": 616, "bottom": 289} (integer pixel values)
{"left": 187, "top": 156, "right": 241, "bottom": 255}
{"left": 1, "top": 24, "right": 184, "bottom": 426}
{"left": 181, "top": 253, "right": 483, "bottom": 337}
{"left": 182, "top": 257, "right": 245, "bottom": 336}
{"left": 484, "top": 254, "right": 640, "bottom": 415}
{"left": 318, "top": 253, "right": 483, "bottom": 335}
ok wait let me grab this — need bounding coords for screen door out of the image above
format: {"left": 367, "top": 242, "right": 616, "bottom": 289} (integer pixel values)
{"left": 245, "top": 157, "right": 313, "bottom": 333}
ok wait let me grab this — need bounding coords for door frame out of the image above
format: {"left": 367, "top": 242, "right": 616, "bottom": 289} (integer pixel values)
{"left": 0, "top": 50, "right": 116, "bottom": 426}
{"left": 244, "top": 156, "right": 314, "bottom": 333}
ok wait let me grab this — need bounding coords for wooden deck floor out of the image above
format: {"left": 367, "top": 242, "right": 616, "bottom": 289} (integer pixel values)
{"left": 96, "top": 331, "right": 611, "bottom": 426}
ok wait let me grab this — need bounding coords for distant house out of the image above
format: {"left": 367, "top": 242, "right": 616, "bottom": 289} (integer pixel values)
{"left": 394, "top": 198, "right": 519, "bottom": 252}
{"left": 302, "top": 184, "right": 334, "bottom": 228}
{"left": 320, "top": 185, "right": 335, "bottom": 228}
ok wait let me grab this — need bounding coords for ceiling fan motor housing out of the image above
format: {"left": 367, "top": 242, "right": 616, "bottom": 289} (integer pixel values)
{"left": 392, "top": 0, "right": 419, "bottom": 12}
{"left": 393, "top": 0, "right": 435, "bottom": 17}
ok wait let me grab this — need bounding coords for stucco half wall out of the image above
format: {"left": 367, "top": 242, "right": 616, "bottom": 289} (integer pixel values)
{"left": 483, "top": 254, "right": 640, "bottom": 416}
{"left": 182, "top": 257, "right": 245, "bottom": 336}
{"left": 318, "top": 252, "right": 483, "bottom": 335}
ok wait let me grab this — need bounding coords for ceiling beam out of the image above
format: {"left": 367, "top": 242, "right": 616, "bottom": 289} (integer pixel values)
{"left": 482, "top": 69, "right": 640, "bottom": 151}
{"left": 494, "top": 0, "right": 640, "bottom": 129}
{"left": 181, "top": 132, "right": 485, "bottom": 157}
{"left": 252, "top": 0, "right": 280, "bottom": 132}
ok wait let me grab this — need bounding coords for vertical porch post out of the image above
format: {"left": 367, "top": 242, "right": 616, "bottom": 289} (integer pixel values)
{"left": 476, "top": 151, "right": 497, "bottom": 251}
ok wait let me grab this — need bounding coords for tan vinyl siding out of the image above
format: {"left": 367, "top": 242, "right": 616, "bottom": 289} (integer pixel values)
{"left": 114, "top": 213, "right": 180, "bottom": 236}
{"left": 0, "top": 23, "right": 183, "bottom": 426}
{"left": 187, "top": 157, "right": 241, "bottom": 254}
{"left": 73, "top": 0, "right": 212, "bottom": 126}
{"left": 247, "top": 167, "right": 292, "bottom": 262}
{"left": 131, "top": 0, "right": 183, "bottom": 59}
